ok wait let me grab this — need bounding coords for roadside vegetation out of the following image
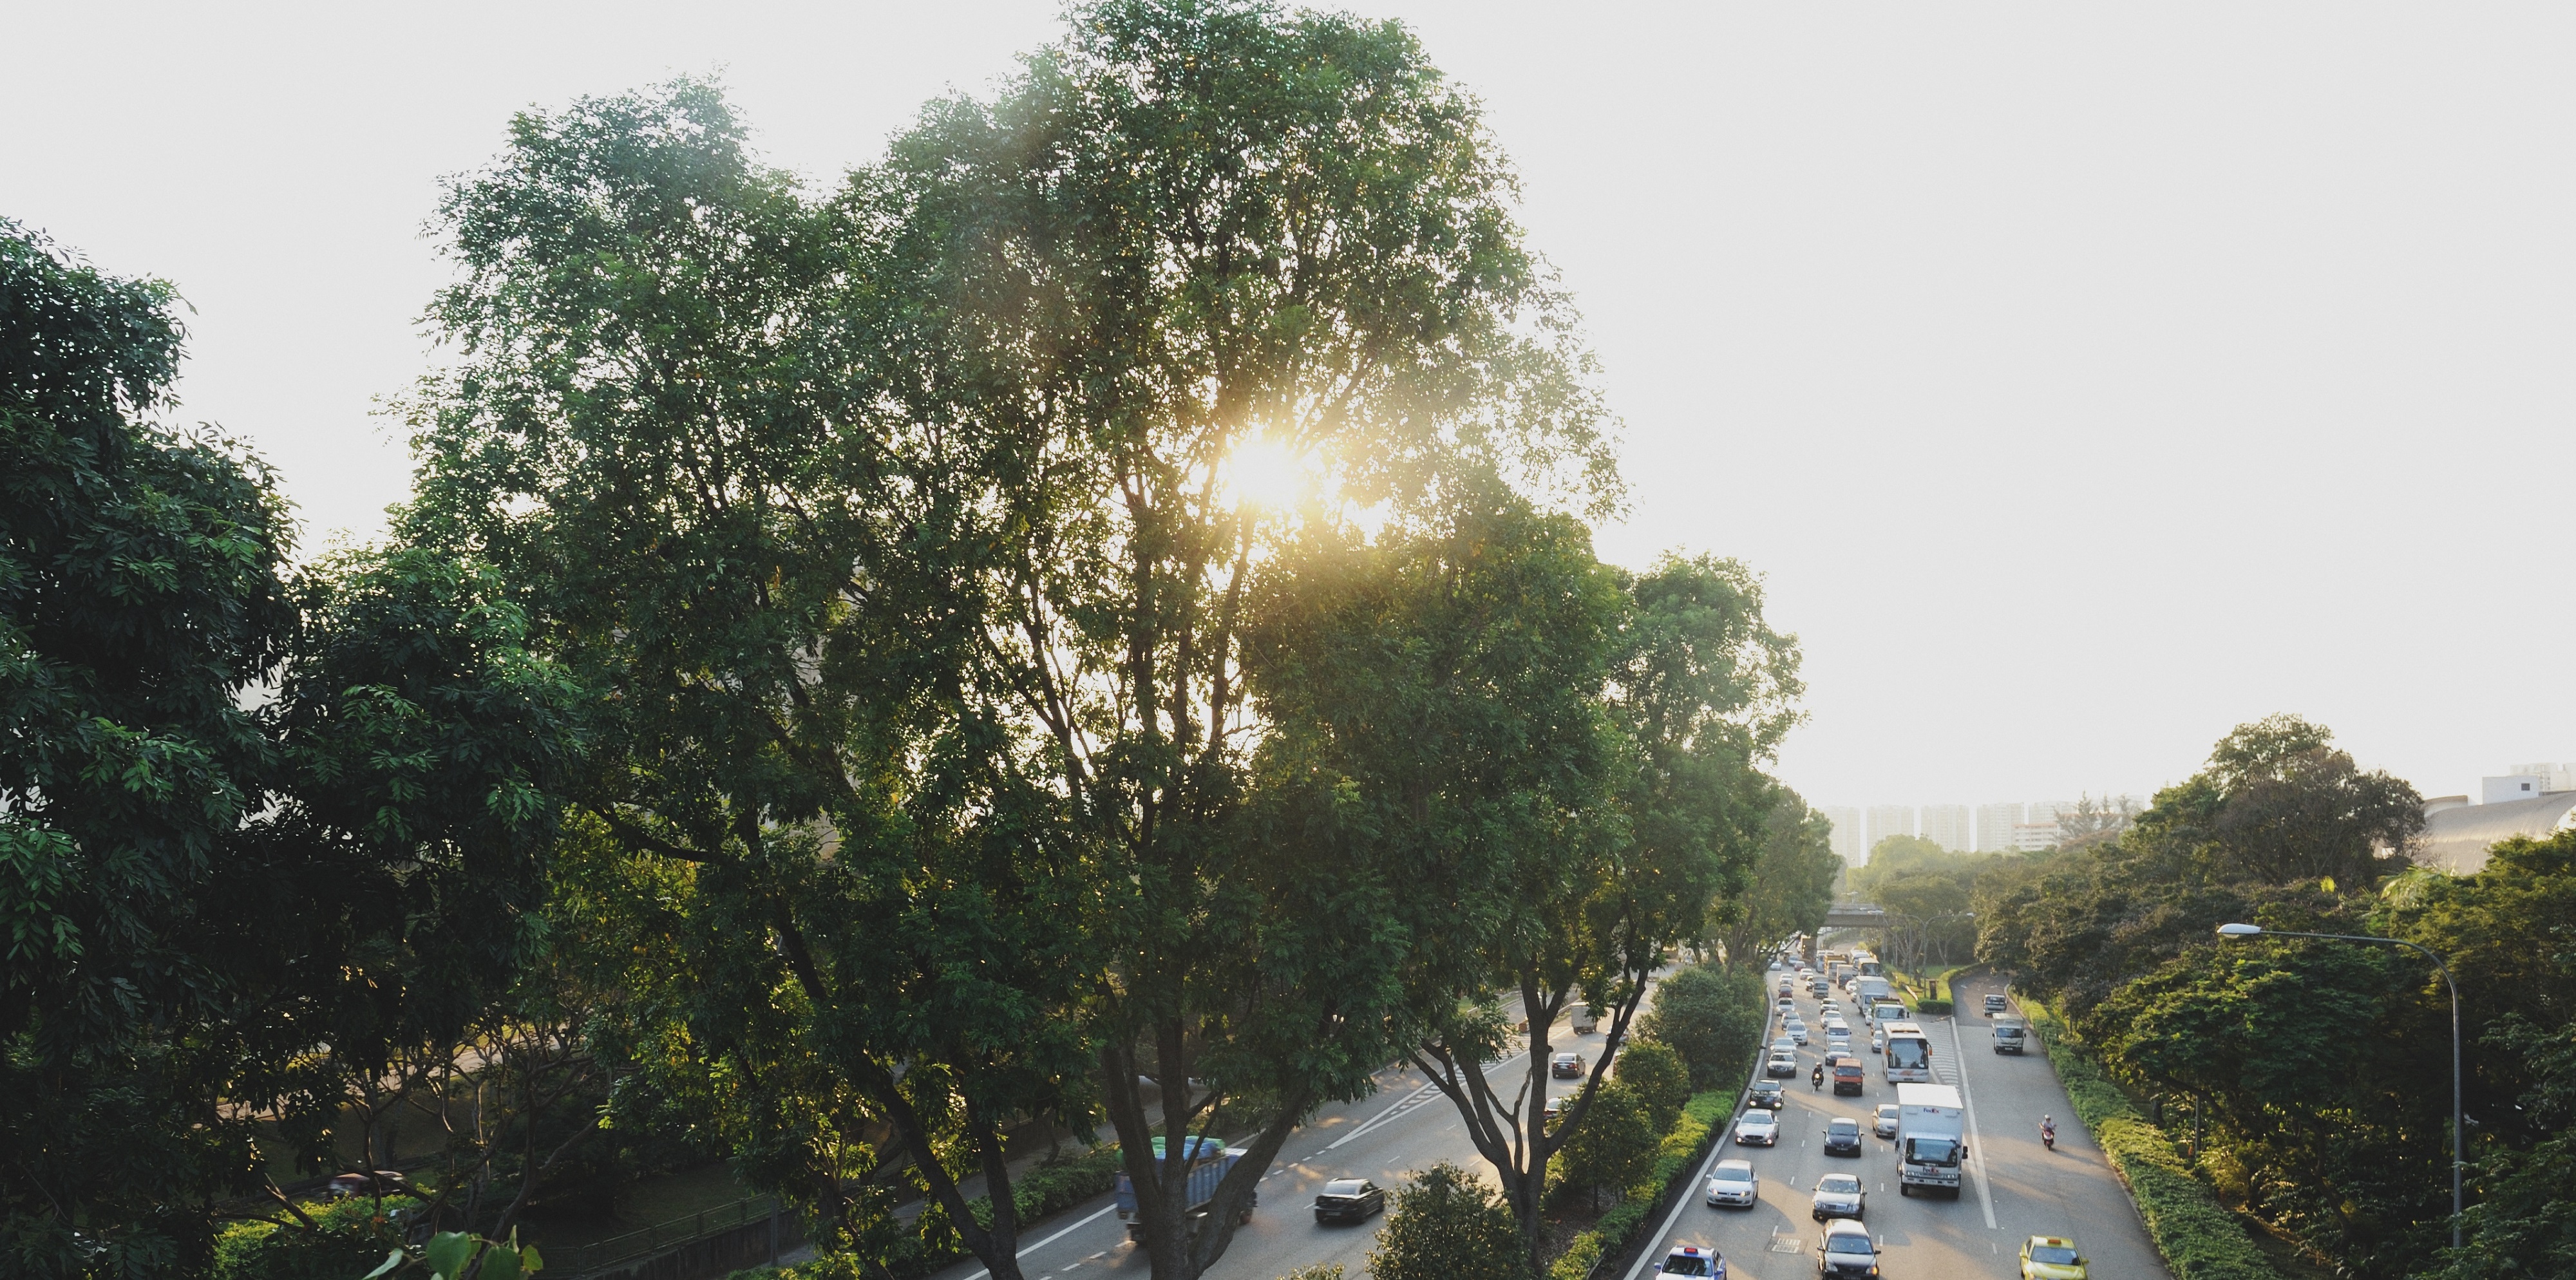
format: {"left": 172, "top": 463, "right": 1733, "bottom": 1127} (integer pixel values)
{"left": 1977, "top": 717, "right": 2576, "bottom": 1279}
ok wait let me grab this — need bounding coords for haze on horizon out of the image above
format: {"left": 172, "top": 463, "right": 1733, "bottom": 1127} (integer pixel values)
{"left": 6, "top": 2, "right": 2567, "bottom": 811}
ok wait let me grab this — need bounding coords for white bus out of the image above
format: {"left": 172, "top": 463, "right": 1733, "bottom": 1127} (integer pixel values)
{"left": 1882, "top": 1020, "right": 1933, "bottom": 1084}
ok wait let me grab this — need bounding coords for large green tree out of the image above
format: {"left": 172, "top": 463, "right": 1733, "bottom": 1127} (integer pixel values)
{"left": 858, "top": 4, "right": 1620, "bottom": 1275}
{"left": 1, "top": 222, "right": 577, "bottom": 1279}
{"left": 404, "top": 79, "right": 1097, "bottom": 1277}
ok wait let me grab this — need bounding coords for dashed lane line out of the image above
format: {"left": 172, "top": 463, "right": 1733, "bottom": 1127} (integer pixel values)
{"left": 1945, "top": 1013, "right": 1999, "bottom": 1230}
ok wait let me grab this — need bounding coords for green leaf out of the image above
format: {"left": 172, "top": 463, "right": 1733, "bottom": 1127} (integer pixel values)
{"left": 424, "top": 1232, "right": 477, "bottom": 1279}
{"left": 480, "top": 1245, "right": 524, "bottom": 1280}
{"left": 362, "top": 1248, "right": 406, "bottom": 1280}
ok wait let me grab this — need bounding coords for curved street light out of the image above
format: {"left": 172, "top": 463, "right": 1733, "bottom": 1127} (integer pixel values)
{"left": 2217, "top": 922, "right": 2462, "bottom": 1250}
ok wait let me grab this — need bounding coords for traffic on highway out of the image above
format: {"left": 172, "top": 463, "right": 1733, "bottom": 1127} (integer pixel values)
{"left": 930, "top": 945, "right": 2169, "bottom": 1280}
{"left": 1629, "top": 946, "right": 2166, "bottom": 1280}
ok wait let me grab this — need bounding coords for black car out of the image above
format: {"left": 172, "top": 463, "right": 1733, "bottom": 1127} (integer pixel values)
{"left": 1747, "top": 1079, "right": 1787, "bottom": 1111}
{"left": 1822, "top": 1116, "right": 1863, "bottom": 1156}
{"left": 1313, "top": 1178, "right": 1385, "bottom": 1223}
{"left": 1551, "top": 1051, "right": 1586, "bottom": 1078}
{"left": 325, "top": 1171, "right": 414, "bottom": 1199}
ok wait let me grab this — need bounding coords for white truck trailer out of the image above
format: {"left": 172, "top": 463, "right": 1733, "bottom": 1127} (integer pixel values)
{"left": 1894, "top": 1082, "right": 1967, "bottom": 1198}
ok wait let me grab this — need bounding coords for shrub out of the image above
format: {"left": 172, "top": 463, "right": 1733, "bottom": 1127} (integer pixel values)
{"left": 2026, "top": 1002, "right": 2277, "bottom": 1280}
{"left": 1555, "top": 1084, "right": 1658, "bottom": 1210}
{"left": 1915, "top": 999, "right": 1954, "bottom": 1015}
{"left": 1635, "top": 965, "right": 1766, "bottom": 1089}
{"left": 1611, "top": 1041, "right": 1690, "bottom": 1133}
{"left": 213, "top": 1198, "right": 405, "bottom": 1280}
{"left": 1368, "top": 1163, "right": 1522, "bottom": 1280}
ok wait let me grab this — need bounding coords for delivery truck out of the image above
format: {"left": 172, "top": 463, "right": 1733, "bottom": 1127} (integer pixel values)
{"left": 1993, "top": 1014, "right": 2029, "bottom": 1054}
{"left": 1894, "top": 1082, "right": 1967, "bottom": 1198}
{"left": 1114, "top": 1136, "right": 1255, "bottom": 1241}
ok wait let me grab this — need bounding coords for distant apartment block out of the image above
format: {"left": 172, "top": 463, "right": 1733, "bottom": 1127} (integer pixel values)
{"left": 1821, "top": 805, "right": 1866, "bottom": 867}
{"left": 1918, "top": 804, "right": 1971, "bottom": 852}
{"left": 1866, "top": 805, "right": 1914, "bottom": 858}
{"left": 1976, "top": 802, "right": 2023, "bottom": 852}
{"left": 2011, "top": 821, "right": 2059, "bottom": 852}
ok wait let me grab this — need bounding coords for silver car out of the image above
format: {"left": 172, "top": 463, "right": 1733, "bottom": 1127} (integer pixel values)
{"left": 1705, "top": 1158, "right": 1759, "bottom": 1207}
{"left": 1733, "top": 1110, "right": 1781, "bottom": 1146}
{"left": 1785, "top": 1019, "right": 1809, "bottom": 1046}
{"left": 1810, "top": 1172, "right": 1865, "bottom": 1221}
{"left": 1873, "top": 1103, "right": 1901, "bottom": 1138}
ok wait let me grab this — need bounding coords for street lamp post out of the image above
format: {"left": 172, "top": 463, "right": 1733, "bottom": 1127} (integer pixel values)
{"left": 2217, "top": 922, "right": 2463, "bottom": 1250}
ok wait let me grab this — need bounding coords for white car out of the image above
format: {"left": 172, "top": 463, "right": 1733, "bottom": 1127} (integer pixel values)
{"left": 1705, "top": 1158, "right": 1759, "bottom": 1207}
{"left": 1810, "top": 1172, "right": 1866, "bottom": 1221}
{"left": 1873, "top": 1104, "right": 1902, "bottom": 1138}
{"left": 1871, "top": 1028, "right": 1886, "bottom": 1055}
{"left": 1770, "top": 1037, "right": 1797, "bottom": 1056}
{"left": 1733, "top": 1110, "right": 1781, "bottom": 1146}
{"left": 1784, "top": 1020, "right": 1809, "bottom": 1046}
{"left": 1766, "top": 1049, "right": 1799, "bottom": 1078}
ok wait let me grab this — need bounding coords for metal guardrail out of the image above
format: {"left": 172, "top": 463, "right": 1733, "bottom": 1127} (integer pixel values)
{"left": 552, "top": 1194, "right": 784, "bottom": 1277}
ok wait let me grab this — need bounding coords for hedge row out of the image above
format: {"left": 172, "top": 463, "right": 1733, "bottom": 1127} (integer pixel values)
{"left": 1547, "top": 1088, "right": 1740, "bottom": 1279}
{"left": 2023, "top": 1003, "right": 2279, "bottom": 1280}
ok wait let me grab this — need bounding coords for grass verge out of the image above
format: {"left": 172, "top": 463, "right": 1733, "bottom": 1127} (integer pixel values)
{"left": 2022, "top": 1001, "right": 2280, "bottom": 1280}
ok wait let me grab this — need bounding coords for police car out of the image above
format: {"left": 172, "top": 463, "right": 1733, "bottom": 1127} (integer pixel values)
{"left": 1654, "top": 1244, "right": 1725, "bottom": 1277}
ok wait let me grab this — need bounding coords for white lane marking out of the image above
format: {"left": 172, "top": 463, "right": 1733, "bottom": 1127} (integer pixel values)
{"left": 1326, "top": 1080, "right": 1441, "bottom": 1150}
{"left": 954, "top": 1203, "right": 1119, "bottom": 1280}
{"left": 1946, "top": 1012, "right": 1999, "bottom": 1230}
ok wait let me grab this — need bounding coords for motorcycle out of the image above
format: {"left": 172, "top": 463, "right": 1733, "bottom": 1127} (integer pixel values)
{"left": 2041, "top": 1121, "right": 2057, "bottom": 1151}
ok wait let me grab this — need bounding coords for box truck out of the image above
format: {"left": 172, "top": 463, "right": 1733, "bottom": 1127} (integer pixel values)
{"left": 1894, "top": 1082, "right": 1967, "bottom": 1198}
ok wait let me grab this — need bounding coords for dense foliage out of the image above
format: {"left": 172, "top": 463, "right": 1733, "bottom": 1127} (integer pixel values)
{"left": 1984, "top": 716, "right": 2576, "bottom": 1277}
{"left": 1, "top": 221, "right": 580, "bottom": 1278}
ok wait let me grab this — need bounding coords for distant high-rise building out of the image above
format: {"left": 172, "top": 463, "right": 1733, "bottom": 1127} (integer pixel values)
{"left": 1976, "top": 802, "right": 2024, "bottom": 852}
{"left": 1919, "top": 804, "right": 1971, "bottom": 852}
{"left": 2011, "top": 821, "right": 2060, "bottom": 852}
{"left": 1866, "top": 805, "right": 1915, "bottom": 859}
{"left": 2027, "top": 800, "right": 2077, "bottom": 832}
{"left": 1821, "top": 806, "right": 1866, "bottom": 867}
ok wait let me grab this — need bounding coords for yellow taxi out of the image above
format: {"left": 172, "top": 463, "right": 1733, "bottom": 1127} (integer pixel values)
{"left": 2019, "top": 1236, "right": 2087, "bottom": 1279}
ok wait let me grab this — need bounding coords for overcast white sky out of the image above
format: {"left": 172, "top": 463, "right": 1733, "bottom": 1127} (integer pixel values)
{"left": 8, "top": 3, "right": 2570, "bottom": 812}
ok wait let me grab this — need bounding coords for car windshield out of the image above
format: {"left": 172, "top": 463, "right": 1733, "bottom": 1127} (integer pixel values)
{"left": 2029, "top": 1245, "right": 2079, "bottom": 1265}
{"left": 1877, "top": 1106, "right": 1899, "bottom": 1118}
{"left": 1322, "top": 1179, "right": 1366, "bottom": 1195}
{"left": 1816, "top": 1175, "right": 1861, "bottom": 1193}
{"left": 1829, "top": 1119, "right": 1859, "bottom": 1134}
{"left": 1659, "top": 1252, "right": 1715, "bottom": 1275}
{"left": 1713, "top": 1165, "right": 1753, "bottom": 1184}
{"left": 1824, "top": 1228, "right": 1871, "bottom": 1255}
{"left": 1554, "top": 1053, "right": 1577, "bottom": 1064}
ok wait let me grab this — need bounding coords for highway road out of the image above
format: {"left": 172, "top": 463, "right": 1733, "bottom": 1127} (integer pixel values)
{"left": 931, "top": 965, "right": 2171, "bottom": 1280}
{"left": 1622, "top": 967, "right": 2170, "bottom": 1280}
{"left": 929, "top": 1011, "right": 1620, "bottom": 1280}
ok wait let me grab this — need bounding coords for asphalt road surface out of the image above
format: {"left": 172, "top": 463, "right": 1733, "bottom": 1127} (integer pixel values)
{"left": 931, "top": 1010, "right": 1622, "bottom": 1280}
{"left": 1623, "top": 967, "right": 2170, "bottom": 1280}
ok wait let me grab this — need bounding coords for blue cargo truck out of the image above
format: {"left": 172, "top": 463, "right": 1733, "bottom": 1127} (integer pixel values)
{"left": 1113, "top": 1136, "right": 1255, "bottom": 1242}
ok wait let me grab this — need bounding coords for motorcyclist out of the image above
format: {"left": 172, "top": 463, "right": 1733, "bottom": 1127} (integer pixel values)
{"left": 1812, "top": 1062, "right": 1825, "bottom": 1090}
{"left": 2041, "top": 1115, "right": 2057, "bottom": 1148}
